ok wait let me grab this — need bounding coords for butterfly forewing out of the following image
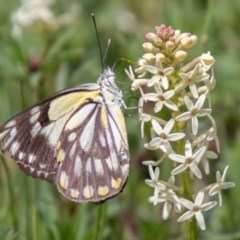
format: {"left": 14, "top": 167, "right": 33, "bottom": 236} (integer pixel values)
{"left": 0, "top": 69, "right": 130, "bottom": 203}
{"left": 0, "top": 102, "right": 59, "bottom": 183}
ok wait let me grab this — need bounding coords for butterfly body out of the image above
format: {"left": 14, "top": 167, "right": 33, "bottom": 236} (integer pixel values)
{"left": 0, "top": 68, "right": 129, "bottom": 203}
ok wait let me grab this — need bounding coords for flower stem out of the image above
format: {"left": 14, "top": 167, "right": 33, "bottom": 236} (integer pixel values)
{"left": 187, "top": 218, "right": 197, "bottom": 240}
{"left": 94, "top": 203, "right": 106, "bottom": 240}
{"left": 182, "top": 171, "right": 197, "bottom": 239}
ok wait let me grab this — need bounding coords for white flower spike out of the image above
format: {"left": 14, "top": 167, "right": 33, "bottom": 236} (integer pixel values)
{"left": 126, "top": 24, "right": 235, "bottom": 234}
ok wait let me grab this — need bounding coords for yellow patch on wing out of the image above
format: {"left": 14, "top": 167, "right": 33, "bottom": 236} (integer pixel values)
{"left": 70, "top": 189, "right": 80, "bottom": 198}
{"left": 56, "top": 140, "right": 61, "bottom": 150}
{"left": 56, "top": 149, "right": 65, "bottom": 163}
{"left": 48, "top": 91, "right": 100, "bottom": 120}
{"left": 59, "top": 171, "right": 69, "bottom": 189}
{"left": 111, "top": 178, "right": 122, "bottom": 189}
{"left": 114, "top": 107, "right": 127, "bottom": 141}
{"left": 100, "top": 105, "right": 108, "bottom": 129}
{"left": 98, "top": 186, "right": 109, "bottom": 196}
{"left": 83, "top": 185, "right": 94, "bottom": 199}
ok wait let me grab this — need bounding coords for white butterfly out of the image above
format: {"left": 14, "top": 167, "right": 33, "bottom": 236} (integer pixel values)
{"left": 0, "top": 68, "right": 129, "bottom": 203}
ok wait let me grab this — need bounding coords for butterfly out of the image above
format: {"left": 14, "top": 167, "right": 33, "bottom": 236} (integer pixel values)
{"left": 0, "top": 68, "right": 129, "bottom": 203}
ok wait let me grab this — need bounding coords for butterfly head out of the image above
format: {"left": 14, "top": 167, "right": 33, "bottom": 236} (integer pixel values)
{"left": 98, "top": 68, "right": 125, "bottom": 107}
{"left": 98, "top": 68, "right": 116, "bottom": 87}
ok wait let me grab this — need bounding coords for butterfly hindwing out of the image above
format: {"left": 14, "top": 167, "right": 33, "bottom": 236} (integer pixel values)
{"left": 54, "top": 100, "right": 129, "bottom": 202}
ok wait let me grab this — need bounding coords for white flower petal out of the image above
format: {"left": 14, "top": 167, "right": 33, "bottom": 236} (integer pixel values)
{"left": 195, "top": 191, "right": 204, "bottom": 205}
{"left": 164, "top": 100, "right": 178, "bottom": 111}
{"left": 163, "top": 201, "right": 172, "bottom": 220}
{"left": 167, "top": 132, "right": 185, "bottom": 141}
{"left": 145, "top": 179, "right": 155, "bottom": 187}
{"left": 206, "top": 150, "right": 218, "bottom": 159}
{"left": 144, "top": 64, "right": 157, "bottom": 74}
{"left": 154, "top": 101, "right": 164, "bottom": 112}
{"left": 151, "top": 120, "right": 163, "bottom": 135}
{"left": 185, "top": 140, "right": 192, "bottom": 157}
{"left": 221, "top": 165, "right": 229, "bottom": 181}
{"left": 190, "top": 163, "right": 202, "bottom": 179}
{"left": 175, "top": 112, "right": 191, "bottom": 121}
{"left": 125, "top": 66, "right": 135, "bottom": 81}
{"left": 164, "top": 119, "right": 175, "bottom": 134}
{"left": 171, "top": 164, "right": 188, "bottom": 175}
{"left": 193, "top": 146, "right": 207, "bottom": 162}
{"left": 143, "top": 93, "right": 158, "bottom": 101}
{"left": 164, "top": 89, "right": 175, "bottom": 99}
{"left": 161, "top": 76, "right": 169, "bottom": 89}
{"left": 132, "top": 79, "right": 149, "bottom": 90}
{"left": 201, "top": 201, "right": 217, "bottom": 211}
{"left": 218, "top": 192, "right": 223, "bottom": 207}
{"left": 191, "top": 116, "right": 198, "bottom": 135}
{"left": 208, "top": 185, "right": 218, "bottom": 196}
{"left": 164, "top": 67, "right": 174, "bottom": 75}
{"left": 178, "top": 211, "right": 194, "bottom": 222}
{"left": 184, "top": 96, "right": 194, "bottom": 110}
{"left": 221, "top": 182, "right": 236, "bottom": 189}
{"left": 154, "top": 83, "right": 163, "bottom": 93}
{"left": 169, "top": 154, "right": 186, "bottom": 163}
{"left": 189, "top": 83, "right": 199, "bottom": 99}
{"left": 195, "top": 94, "right": 206, "bottom": 109}
{"left": 198, "top": 108, "right": 212, "bottom": 116}
{"left": 195, "top": 212, "right": 206, "bottom": 230}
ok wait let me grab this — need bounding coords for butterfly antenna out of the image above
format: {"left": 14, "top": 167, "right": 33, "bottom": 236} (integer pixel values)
{"left": 91, "top": 13, "right": 104, "bottom": 71}
{"left": 103, "top": 39, "right": 111, "bottom": 65}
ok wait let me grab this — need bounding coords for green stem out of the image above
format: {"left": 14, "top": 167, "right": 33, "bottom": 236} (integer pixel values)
{"left": 187, "top": 218, "right": 197, "bottom": 240}
{"left": 176, "top": 125, "right": 198, "bottom": 239}
{"left": 23, "top": 176, "right": 31, "bottom": 239}
{"left": 31, "top": 181, "right": 37, "bottom": 240}
{"left": 182, "top": 170, "right": 197, "bottom": 240}
{"left": 94, "top": 203, "right": 106, "bottom": 240}
{"left": 1, "top": 158, "right": 18, "bottom": 232}
{"left": 182, "top": 170, "right": 192, "bottom": 198}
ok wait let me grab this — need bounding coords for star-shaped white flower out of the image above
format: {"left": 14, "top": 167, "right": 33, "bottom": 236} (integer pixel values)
{"left": 135, "top": 58, "right": 148, "bottom": 77}
{"left": 125, "top": 66, "right": 149, "bottom": 91}
{"left": 145, "top": 119, "right": 185, "bottom": 153}
{"left": 169, "top": 140, "right": 206, "bottom": 179}
{"left": 145, "top": 165, "right": 165, "bottom": 205}
{"left": 139, "top": 113, "right": 152, "bottom": 138}
{"left": 149, "top": 176, "right": 181, "bottom": 220}
{"left": 176, "top": 64, "right": 209, "bottom": 99}
{"left": 209, "top": 166, "right": 235, "bottom": 206}
{"left": 145, "top": 59, "right": 174, "bottom": 89}
{"left": 143, "top": 83, "right": 178, "bottom": 112}
{"left": 207, "top": 116, "right": 220, "bottom": 153}
{"left": 201, "top": 149, "right": 218, "bottom": 175}
{"left": 178, "top": 191, "right": 217, "bottom": 230}
{"left": 205, "top": 73, "right": 216, "bottom": 90}
{"left": 175, "top": 94, "right": 212, "bottom": 135}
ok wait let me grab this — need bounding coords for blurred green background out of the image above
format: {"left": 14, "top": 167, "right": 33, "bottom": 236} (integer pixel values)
{"left": 0, "top": 0, "right": 240, "bottom": 239}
